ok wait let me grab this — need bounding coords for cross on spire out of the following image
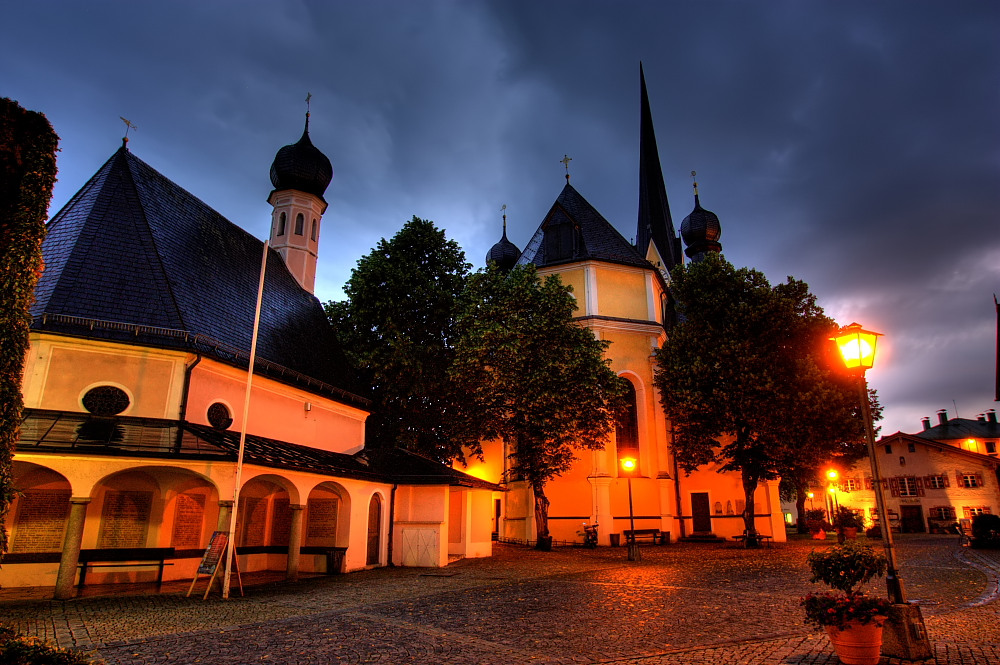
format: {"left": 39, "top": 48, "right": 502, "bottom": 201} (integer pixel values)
{"left": 560, "top": 154, "right": 572, "bottom": 183}
{"left": 119, "top": 116, "right": 138, "bottom": 146}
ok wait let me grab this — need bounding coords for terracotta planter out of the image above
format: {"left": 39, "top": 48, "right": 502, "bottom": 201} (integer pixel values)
{"left": 842, "top": 527, "right": 858, "bottom": 540}
{"left": 825, "top": 618, "right": 885, "bottom": 665}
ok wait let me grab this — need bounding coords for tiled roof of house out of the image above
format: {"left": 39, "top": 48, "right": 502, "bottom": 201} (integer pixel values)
{"left": 31, "top": 144, "right": 360, "bottom": 401}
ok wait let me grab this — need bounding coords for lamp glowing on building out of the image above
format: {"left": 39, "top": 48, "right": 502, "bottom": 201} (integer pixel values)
{"left": 620, "top": 455, "right": 639, "bottom": 562}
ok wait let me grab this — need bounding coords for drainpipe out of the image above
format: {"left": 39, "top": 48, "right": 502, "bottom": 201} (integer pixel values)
{"left": 175, "top": 354, "right": 202, "bottom": 452}
{"left": 387, "top": 483, "right": 398, "bottom": 567}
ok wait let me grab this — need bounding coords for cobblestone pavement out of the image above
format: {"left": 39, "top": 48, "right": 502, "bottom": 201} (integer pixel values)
{"left": 2, "top": 535, "right": 998, "bottom": 664}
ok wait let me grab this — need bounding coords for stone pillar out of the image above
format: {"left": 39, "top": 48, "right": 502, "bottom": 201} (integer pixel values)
{"left": 53, "top": 497, "right": 91, "bottom": 600}
{"left": 216, "top": 500, "right": 234, "bottom": 532}
{"left": 286, "top": 504, "right": 305, "bottom": 581}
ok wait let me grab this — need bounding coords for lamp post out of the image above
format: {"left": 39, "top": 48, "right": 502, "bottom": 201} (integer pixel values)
{"left": 620, "top": 456, "right": 640, "bottom": 562}
{"left": 831, "top": 322, "right": 931, "bottom": 658}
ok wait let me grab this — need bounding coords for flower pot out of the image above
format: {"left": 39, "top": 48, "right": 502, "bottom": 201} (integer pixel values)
{"left": 825, "top": 618, "right": 885, "bottom": 665}
{"left": 812, "top": 529, "right": 828, "bottom": 540}
{"left": 842, "top": 527, "right": 858, "bottom": 540}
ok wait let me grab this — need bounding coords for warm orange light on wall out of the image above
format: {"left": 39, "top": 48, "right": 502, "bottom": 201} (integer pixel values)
{"left": 831, "top": 323, "right": 882, "bottom": 371}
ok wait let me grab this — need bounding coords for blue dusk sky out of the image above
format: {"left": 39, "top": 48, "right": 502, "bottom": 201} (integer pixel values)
{"left": 3, "top": 1, "right": 998, "bottom": 436}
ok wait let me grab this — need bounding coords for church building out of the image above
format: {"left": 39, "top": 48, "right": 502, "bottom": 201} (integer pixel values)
{"left": 475, "top": 66, "right": 785, "bottom": 546}
{"left": 3, "top": 113, "right": 497, "bottom": 598}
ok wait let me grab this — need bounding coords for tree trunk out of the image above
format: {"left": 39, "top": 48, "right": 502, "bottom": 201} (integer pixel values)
{"left": 533, "top": 484, "right": 551, "bottom": 551}
{"left": 742, "top": 473, "right": 760, "bottom": 548}
{"left": 794, "top": 486, "right": 809, "bottom": 534}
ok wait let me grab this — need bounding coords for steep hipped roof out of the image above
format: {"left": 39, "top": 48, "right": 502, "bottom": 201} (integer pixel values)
{"left": 31, "top": 144, "right": 359, "bottom": 401}
{"left": 518, "top": 183, "right": 652, "bottom": 271}
{"left": 915, "top": 414, "right": 1000, "bottom": 442}
{"left": 635, "top": 63, "right": 681, "bottom": 271}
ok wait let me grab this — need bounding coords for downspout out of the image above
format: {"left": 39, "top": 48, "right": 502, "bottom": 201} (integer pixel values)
{"left": 387, "top": 483, "right": 398, "bottom": 567}
{"left": 174, "top": 353, "right": 202, "bottom": 452}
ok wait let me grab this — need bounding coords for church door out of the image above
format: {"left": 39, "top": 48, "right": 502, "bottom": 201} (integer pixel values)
{"left": 366, "top": 495, "right": 382, "bottom": 565}
{"left": 691, "top": 493, "right": 712, "bottom": 533}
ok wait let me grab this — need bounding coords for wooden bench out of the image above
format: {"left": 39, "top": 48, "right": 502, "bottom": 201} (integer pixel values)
{"left": 77, "top": 547, "right": 176, "bottom": 588}
{"left": 624, "top": 529, "right": 666, "bottom": 544}
{"left": 731, "top": 533, "right": 773, "bottom": 548}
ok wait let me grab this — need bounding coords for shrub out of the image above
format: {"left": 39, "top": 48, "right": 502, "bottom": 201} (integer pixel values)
{"left": 807, "top": 541, "right": 887, "bottom": 594}
{"left": 832, "top": 506, "right": 864, "bottom": 530}
{"left": 801, "top": 592, "right": 893, "bottom": 630}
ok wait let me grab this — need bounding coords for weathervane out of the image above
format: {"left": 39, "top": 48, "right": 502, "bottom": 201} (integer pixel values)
{"left": 119, "top": 116, "right": 138, "bottom": 146}
{"left": 501, "top": 203, "right": 507, "bottom": 233}
{"left": 691, "top": 170, "right": 699, "bottom": 197}
{"left": 560, "top": 154, "right": 573, "bottom": 183}
{"left": 305, "top": 92, "right": 312, "bottom": 117}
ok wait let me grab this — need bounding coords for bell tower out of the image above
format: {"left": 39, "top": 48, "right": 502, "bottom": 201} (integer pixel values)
{"left": 267, "top": 102, "right": 332, "bottom": 293}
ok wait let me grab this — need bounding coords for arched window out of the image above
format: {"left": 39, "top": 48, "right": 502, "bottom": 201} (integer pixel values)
{"left": 294, "top": 213, "right": 304, "bottom": 236}
{"left": 276, "top": 212, "right": 286, "bottom": 236}
{"left": 366, "top": 495, "right": 382, "bottom": 565}
{"left": 311, "top": 218, "right": 318, "bottom": 241}
{"left": 616, "top": 380, "right": 639, "bottom": 451}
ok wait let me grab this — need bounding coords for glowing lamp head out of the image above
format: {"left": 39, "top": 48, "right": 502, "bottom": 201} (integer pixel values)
{"left": 807, "top": 492, "right": 815, "bottom": 499}
{"left": 620, "top": 456, "right": 638, "bottom": 474}
{"left": 832, "top": 323, "right": 882, "bottom": 372}
{"left": 828, "top": 486, "right": 837, "bottom": 495}
{"left": 826, "top": 469, "right": 839, "bottom": 481}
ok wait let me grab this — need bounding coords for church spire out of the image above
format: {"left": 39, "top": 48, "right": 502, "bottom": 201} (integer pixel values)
{"left": 635, "top": 63, "right": 681, "bottom": 272}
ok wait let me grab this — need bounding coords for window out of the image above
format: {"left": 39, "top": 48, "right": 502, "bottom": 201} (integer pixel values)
{"left": 311, "top": 219, "right": 318, "bottom": 241}
{"left": 961, "top": 474, "right": 981, "bottom": 488}
{"left": 81, "top": 385, "right": 130, "bottom": 416}
{"left": 964, "top": 506, "right": 990, "bottom": 518}
{"left": 987, "top": 441, "right": 997, "bottom": 455}
{"left": 207, "top": 402, "right": 233, "bottom": 430}
{"left": 927, "top": 475, "right": 947, "bottom": 490}
{"left": 884, "top": 444, "right": 892, "bottom": 454}
{"left": 294, "top": 213, "right": 304, "bottom": 235}
{"left": 844, "top": 478, "right": 861, "bottom": 492}
{"left": 276, "top": 212, "right": 286, "bottom": 236}
{"left": 615, "top": 381, "right": 639, "bottom": 450}
{"left": 907, "top": 442, "right": 916, "bottom": 453}
{"left": 899, "top": 477, "right": 919, "bottom": 497}
{"left": 930, "top": 506, "right": 956, "bottom": 520}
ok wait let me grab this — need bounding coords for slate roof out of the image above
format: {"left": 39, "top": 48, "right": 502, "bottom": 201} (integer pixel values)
{"left": 31, "top": 144, "right": 361, "bottom": 403}
{"left": 18, "top": 409, "right": 499, "bottom": 490}
{"left": 915, "top": 415, "right": 1000, "bottom": 442}
{"left": 518, "top": 183, "right": 653, "bottom": 271}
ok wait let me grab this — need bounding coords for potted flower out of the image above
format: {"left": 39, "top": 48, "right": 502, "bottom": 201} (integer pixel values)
{"left": 801, "top": 542, "right": 893, "bottom": 665}
{"left": 804, "top": 508, "right": 829, "bottom": 540}
{"left": 833, "top": 506, "right": 865, "bottom": 542}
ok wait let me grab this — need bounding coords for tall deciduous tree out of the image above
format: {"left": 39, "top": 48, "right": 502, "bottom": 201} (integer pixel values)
{"left": 654, "top": 254, "right": 870, "bottom": 546}
{"left": 451, "top": 264, "right": 626, "bottom": 548}
{"left": 0, "top": 99, "right": 58, "bottom": 560}
{"left": 325, "top": 217, "right": 473, "bottom": 462}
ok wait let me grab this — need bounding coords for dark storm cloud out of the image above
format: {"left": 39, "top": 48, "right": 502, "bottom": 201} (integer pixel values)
{"left": 3, "top": 0, "right": 998, "bottom": 433}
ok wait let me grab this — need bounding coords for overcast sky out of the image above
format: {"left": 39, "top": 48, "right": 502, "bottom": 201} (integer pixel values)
{"left": 4, "top": 1, "right": 998, "bottom": 436}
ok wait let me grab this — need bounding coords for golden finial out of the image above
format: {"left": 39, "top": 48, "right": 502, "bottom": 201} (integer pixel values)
{"left": 120, "top": 116, "right": 138, "bottom": 146}
{"left": 691, "top": 170, "right": 699, "bottom": 197}
{"left": 501, "top": 203, "right": 508, "bottom": 233}
{"left": 560, "top": 154, "right": 573, "bottom": 183}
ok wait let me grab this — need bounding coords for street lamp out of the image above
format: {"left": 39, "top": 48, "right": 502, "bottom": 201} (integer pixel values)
{"left": 806, "top": 491, "right": 814, "bottom": 510}
{"left": 826, "top": 469, "right": 840, "bottom": 517}
{"left": 831, "top": 323, "right": 931, "bottom": 659}
{"left": 620, "top": 455, "right": 640, "bottom": 562}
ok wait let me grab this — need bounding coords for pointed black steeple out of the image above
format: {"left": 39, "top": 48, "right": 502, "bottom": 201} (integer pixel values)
{"left": 636, "top": 63, "right": 681, "bottom": 272}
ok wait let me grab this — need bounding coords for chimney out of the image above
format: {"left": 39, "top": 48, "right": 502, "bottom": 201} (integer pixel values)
{"left": 921, "top": 417, "right": 931, "bottom": 430}
{"left": 937, "top": 409, "right": 948, "bottom": 426}
{"left": 988, "top": 409, "right": 998, "bottom": 425}
{"left": 978, "top": 414, "right": 987, "bottom": 423}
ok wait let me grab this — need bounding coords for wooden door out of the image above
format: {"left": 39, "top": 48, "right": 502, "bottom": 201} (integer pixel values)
{"left": 366, "top": 495, "right": 382, "bottom": 565}
{"left": 900, "top": 505, "right": 925, "bottom": 533}
{"left": 691, "top": 492, "right": 712, "bottom": 533}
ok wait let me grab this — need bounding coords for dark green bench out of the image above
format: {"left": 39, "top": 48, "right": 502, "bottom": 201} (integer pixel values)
{"left": 77, "top": 547, "right": 176, "bottom": 588}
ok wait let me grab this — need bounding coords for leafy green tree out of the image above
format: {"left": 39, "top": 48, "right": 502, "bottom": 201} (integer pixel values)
{"left": 654, "top": 254, "right": 869, "bottom": 546}
{"left": 325, "top": 217, "right": 473, "bottom": 462}
{"left": 0, "top": 99, "right": 58, "bottom": 561}
{"left": 450, "top": 264, "right": 627, "bottom": 548}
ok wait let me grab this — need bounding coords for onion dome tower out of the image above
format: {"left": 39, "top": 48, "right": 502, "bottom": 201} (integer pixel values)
{"left": 268, "top": 100, "right": 332, "bottom": 293}
{"left": 485, "top": 205, "right": 521, "bottom": 271}
{"left": 680, "top": 172, "right": 722, "bottom": 263}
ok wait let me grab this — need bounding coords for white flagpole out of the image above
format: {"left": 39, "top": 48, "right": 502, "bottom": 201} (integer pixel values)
{"left": 223, "top": 240, "right": 269, "bottom": 599}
